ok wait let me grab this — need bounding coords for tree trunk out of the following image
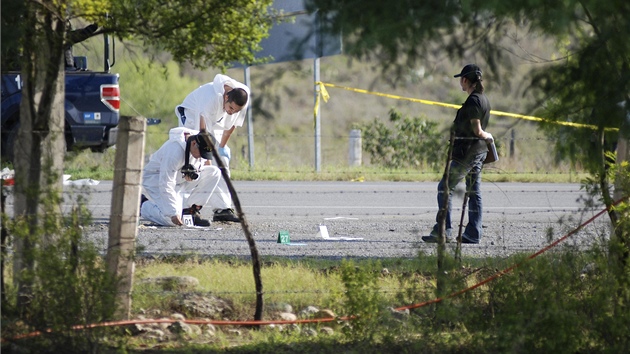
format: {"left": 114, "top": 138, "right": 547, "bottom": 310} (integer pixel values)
{"left": 12, "top": 1, "right": 66, "bottom": 313}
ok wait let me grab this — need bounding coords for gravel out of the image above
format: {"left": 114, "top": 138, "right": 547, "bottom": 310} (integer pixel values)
{"left": 86, "top": 213, "right": 611, "bottom": 260}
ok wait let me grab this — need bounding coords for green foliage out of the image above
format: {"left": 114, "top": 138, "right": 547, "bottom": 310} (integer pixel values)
{"left": 63, "top": 148, "right": 117, "bottom": 180}
{"left": 113, "top": 55, "right": 202, "bottom": 153}
{"left": 116, "top": 57, "right": 200, "bottom": 120}
{"left": 2, "top": 190, "right": 121, "bottom": 352}
{"left": 359, "top": 109, "right": 445, "bottom": 170}
{"left": 472, "top": 249, "right": 630, "bottom": 353}
{"left": 309, "top": 0, "right": 514, "bottom": 78}
{"left": 0, "top": 0, "right": 26, "bottom": 70}
{"left": 338, "top": 260, "right": 386, "bottom": 342}
{"left": 106, "top": 0, "right": 274, "bottom": 70}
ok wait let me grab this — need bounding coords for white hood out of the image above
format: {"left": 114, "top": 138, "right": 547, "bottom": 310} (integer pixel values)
{"left": 168, "top": 127, "right": 199, "bottom": 149}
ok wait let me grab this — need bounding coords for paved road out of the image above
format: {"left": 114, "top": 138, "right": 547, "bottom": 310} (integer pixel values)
{"left": 79, "top": 180, "right": 594, "bottom": 221}
{"left": 4, "top": 181, "right": 611, "bottom": 259}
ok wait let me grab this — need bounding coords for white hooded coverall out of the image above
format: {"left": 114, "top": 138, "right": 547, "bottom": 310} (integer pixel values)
{"left": 140, "top": 127, "right": 221, "bottom": 226}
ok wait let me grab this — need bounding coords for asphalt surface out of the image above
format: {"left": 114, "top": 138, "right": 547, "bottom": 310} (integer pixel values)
{"left": 4, "top": 180, "right": 612, "bottom": 259}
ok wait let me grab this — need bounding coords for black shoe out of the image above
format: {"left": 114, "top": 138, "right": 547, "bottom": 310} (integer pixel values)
{"left": 213, "top": 209, "right": 240, "bottom": 222}
{"left": 182, "top": 205, "right": 211, "bottom": 227}
{"left": 193, "top": 215, "right": 211, "bottom": 227}
{"left": 457, "top": 236, "right": 479, "bottom": 244}
{"left": 422, "top": 234, "right": 452, "bottom": 243}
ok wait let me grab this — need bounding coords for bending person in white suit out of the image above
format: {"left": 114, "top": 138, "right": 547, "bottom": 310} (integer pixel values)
{"left": 175, "top": 73, "right": 249, "bottom": 223}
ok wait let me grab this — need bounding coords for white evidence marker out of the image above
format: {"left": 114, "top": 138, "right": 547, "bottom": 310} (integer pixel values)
{"left": 317, "top": 225, "right": 363, "bottom": 241}
{"left": 182, "top": 214, "right": 194, "bottom": 227}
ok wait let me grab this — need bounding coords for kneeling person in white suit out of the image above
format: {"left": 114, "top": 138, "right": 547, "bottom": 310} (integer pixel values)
{"left": 141, "top": 127, "right": 221, "bottom": 227}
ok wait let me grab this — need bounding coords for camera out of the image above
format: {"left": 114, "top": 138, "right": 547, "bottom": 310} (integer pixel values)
{"left": 180, "top": 164, "right": 199, "bottom": 180}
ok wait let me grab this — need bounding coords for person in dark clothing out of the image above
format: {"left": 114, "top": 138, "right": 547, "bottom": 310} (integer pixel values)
{"left": 423, "top": 64, "right": 493, "bottom": 244}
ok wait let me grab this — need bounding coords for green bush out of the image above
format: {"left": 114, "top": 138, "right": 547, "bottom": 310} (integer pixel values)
{"left": 338, "top": 260, "right": 388, "bottom": 342}
{"left": 349, "top": 240, "right": 630, "bottom": 353}
{"left": 443, "top": 247, "right": 630, "bottom": 353}
{"left": 358, "top": 109, "right": 445, "bottom": 170}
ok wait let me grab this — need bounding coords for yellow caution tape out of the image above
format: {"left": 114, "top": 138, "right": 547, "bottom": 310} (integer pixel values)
{"left": 317, "top": 81, "right": 618, "bottom": 132}
{"left": 314, "top": 82, "right": 330, "bottom": 119}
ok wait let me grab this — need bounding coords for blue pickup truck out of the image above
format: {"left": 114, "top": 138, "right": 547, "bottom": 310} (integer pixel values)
{"left": 1, "top": 30, "right": 120, "bottom": 162}
{"left": 1, "top": 71, "right": 120, "bottom": 160}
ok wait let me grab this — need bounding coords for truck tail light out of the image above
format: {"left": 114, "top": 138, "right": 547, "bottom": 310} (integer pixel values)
{"left": 101, "top": 84, "right": 120, "bottom": 111}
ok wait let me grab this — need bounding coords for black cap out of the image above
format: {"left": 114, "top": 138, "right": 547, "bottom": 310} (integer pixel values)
{"left": 194, "top": 134, "right": 214, "bottom": 160}
{"left": 454, "top": 64, "right": 482, "bottom": 78}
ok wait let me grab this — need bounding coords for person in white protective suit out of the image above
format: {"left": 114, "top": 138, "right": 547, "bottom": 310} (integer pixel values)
{"left": 175, "top": 73, "right": 249, "bottom": 223}
{"left": 140, "top": 127, "right": 221, "bottom": 227}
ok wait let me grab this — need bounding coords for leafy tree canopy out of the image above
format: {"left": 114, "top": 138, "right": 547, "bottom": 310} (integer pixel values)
{"left": 1, "top": 0, "right": 274, "bottom": 71}
{"left": 104, "top": 0, "right": 274, "bottom": 69}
